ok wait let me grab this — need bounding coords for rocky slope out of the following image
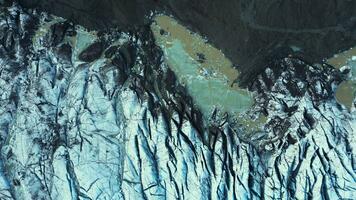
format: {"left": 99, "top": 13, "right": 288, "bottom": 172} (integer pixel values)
{"left": 0, "top": 4, "right": 355, "bottom": 200}
{"left": 16, "top": 0, "right": 356, "bottom": 86}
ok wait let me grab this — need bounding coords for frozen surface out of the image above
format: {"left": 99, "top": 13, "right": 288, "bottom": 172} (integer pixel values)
{"left": 0, "top": 4, "right": 355, "bottom": 200}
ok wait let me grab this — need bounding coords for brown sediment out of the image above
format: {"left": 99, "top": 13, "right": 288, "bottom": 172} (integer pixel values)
{"left": 151, "top": 14, "right": 267, "bottom": 133}
{"left": 151, "top": 15, "right": 253, "bottom": 112}
{"left": 327, "top": 47, "right": 356, "bottom": 69}
{"left": 327, "top": 47, "right": 356, "bottom": 110}
{"left": 152, "top": 15, "right": 238, "bottom": 85}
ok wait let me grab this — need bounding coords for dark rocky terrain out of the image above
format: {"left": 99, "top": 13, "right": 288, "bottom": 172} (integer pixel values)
{"left": 15, "top": 0, "right": 356, "bottom": 86}
{"left": 0, "top": 3, "right": 355, "bottom": 199}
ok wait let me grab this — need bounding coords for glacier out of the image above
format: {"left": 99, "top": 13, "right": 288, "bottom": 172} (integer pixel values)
{"left": 0, "top": 3, "right": 355, "bottom": 200}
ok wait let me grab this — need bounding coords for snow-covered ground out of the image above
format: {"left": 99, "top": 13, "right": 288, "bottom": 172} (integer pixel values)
{"left": 0, "top": 3, "right": 355, "bottom": 200}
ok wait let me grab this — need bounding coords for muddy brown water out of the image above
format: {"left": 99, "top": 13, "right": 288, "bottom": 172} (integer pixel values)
{"left": 327, "top": 47, "right": 356, "bottom": 110}
{"left": 151, "top": 15, "right": 268, "bottom": 133}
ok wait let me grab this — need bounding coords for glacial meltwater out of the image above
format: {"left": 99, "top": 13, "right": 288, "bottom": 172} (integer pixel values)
{"left": 328, "top": 47, "right": 356, "bottom": 110}
{"left": 151, "top": 15, "right": 254, "bottom": 117}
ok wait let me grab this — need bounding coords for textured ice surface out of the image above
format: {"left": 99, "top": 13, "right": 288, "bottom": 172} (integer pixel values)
{"left": 0, "top": 4, "right": 355, "bottom": 200}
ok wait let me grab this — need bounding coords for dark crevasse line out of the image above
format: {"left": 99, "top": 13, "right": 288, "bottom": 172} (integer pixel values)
{"left": 0, "top": 3, "right": 355, "bottom": 200}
